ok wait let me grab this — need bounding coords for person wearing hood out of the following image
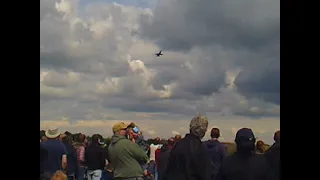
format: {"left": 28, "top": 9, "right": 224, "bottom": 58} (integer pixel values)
{"left": 214, "top": 128, "right": 271, "bottom": 180}
{"left": 203, "top": 128, "right": 226, "bottom": 180}
{"left": 108, "top": 122, "right": 148, "bottom": 180}
{"left": 163, "top": 115, "right": 211, "bottom": 180}
{"left": 264, "top": 130, "right": 280, "bottom": 180}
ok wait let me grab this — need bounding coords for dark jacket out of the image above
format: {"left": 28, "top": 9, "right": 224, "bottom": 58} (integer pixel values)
{"left": 264, "top": 142, "right": 280, "bottom": 180}
{"left": 40, "top": 144, "right": 48, "bottom": 174}
{"left": 85, "top": 143, "right": 106, "bottom": 170}
{"left": 64, "top": 143, "right": 78, "bottom": 175}
{"left": 157, "top": 145, "right": 172, "bottom": 174}
{"left": 163, "top": 134, "right": 211, "bottom": 180}
{"left": 203, "top": 140, "right": 227, "bottom": 180}
{"left": 214, "top": 152, "right": 270, "bottom": 180}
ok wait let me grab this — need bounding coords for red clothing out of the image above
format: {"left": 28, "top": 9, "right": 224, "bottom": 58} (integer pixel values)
{"left": 155, "top": 149, "right": 161, "bottom": 167}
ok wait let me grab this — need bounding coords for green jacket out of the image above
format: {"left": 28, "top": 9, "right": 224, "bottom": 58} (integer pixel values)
{"left": 108, "top": 134, "right": 148, "bottom": 178}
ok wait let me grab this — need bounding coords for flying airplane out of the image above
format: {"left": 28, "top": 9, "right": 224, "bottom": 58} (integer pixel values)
{"left": 155, "top": 50, "right": 163, "bottom": 57}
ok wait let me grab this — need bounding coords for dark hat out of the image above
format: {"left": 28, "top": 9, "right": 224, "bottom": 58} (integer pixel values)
{"left": 235, "top": 128, "right": 255, "bottom": 143}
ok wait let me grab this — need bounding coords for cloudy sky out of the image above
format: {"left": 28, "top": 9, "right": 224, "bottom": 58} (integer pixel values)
{"left": 40, "top": 0, "right": 280, "bottom": 144}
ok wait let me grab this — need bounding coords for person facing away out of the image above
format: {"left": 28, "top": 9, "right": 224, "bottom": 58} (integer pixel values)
{"left": 203, "top": 128, "right": 227, "bottom": 180}
{"left": 41, "top": 128, "right": 67, "bottom": 178}
{"left": 156, "top": 138, "right": 174, "bottom": 180}
{"left": 73, "top": 133, "right": 86, "bottom": 180}
{"left": 255, "top": 141, "right": 266, "bottom": 155}
{"left": 163, "top": 115, "right": 211, "bottom": 180}
{"left": 62, "top": 136, "right": 78, "bottom": 180}
{"left": 264, "top": 130, "right": 280, "bottom": 180}
{"left": 214, "top": 128, "right": 271, "bottom": 180}
{"left": 108, "top": 122, "right": 148, "bottom": 180}
{"left": 85, "top": 134, "right": 106, "bottom": 180}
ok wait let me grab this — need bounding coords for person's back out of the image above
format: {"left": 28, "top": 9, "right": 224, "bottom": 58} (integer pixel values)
{"left": 62, "top": 136, "right": 78, "bottom": 180}
{"left": 108, "top": 122, "right": 148, "bottom": 179}
{"left": 264, "top": 131, "right": 280, "bottom": 180}
{"left": 41, "top": 129, "right": 67, "bottom": 175}
{"left": 164, "top": 115, "right": 211, "bottom": 180}
{"left": 204, "top": 140, "right": 226, "bottom": 179}
{"left": 85, "top": 138, "right": 105, "bottom": 180}
{"left": 157, "top": 139, "right": 173, "bottom": 180}
{"left": 204, "top": 128, "right": 227, "bottom": 180}
{"left": 214, "top": 128, "right": 270, "bottom": 180}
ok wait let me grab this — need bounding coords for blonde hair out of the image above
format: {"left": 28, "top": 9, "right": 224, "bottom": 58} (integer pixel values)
{"left": 51, "top": 171, "right": 67, "bottom": 180}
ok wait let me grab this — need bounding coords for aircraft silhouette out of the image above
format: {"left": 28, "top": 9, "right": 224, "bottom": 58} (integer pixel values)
{"left": 155, "top": 50, "right": 163, "bottom": 57}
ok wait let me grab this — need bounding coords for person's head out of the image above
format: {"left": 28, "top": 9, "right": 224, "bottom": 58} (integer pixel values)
{"left": 59, "top": 134, "right": 67, "bottom": 141}
{"left": 274, "top": 130, "right": 280, "bottom": 143}
{"left": 256, "top": 140, "right": 265, "bottom": 151}
{"left": 174, "top": 135, "right": 182, "bottom": 142}
{"left": 112, "top": 122, "right": 129, "bottom": 136}
{"left": 160, "top": 139, "right": 167, "bottom": 146}
{"left": 91, "top": 134, "right": 104, "bottom": 145}
{"left": 41, "top": 135, "right": 48, "bottom": 142}
{"left": 189, "top": 114, "right": 209, "bottom": 139}
{"left": 235, "top": 128, "right": 256, "bottom": 153}
{"left": 78, "top": 133, "right": 86, "bottom": 143}
{"left": 210, "top": 127, "right": 220, "bottom": 139}
{"left": 62, "top": 135, "right": 72, "bottom": 146}
{"left": 51, "top": 170, "right": 67, "bottom": 180}
{"left": 153, "top": 137, "right": 161, "bottom": 144}
{"left": 45, "top": 128, "right": 61, "bottom": 140}
{"left": 168, "top": 137, "right": 175, "bottom": 146}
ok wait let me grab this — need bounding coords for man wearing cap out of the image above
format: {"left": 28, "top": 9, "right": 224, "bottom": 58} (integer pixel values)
{"left": 215, "top": 128, "right": 271, "bottom": 180}
{"left": 40, "top": 128, "right": 68, "bottom": 179}
{"left": 108, "top": 122, "right": 148, "bottom": 180}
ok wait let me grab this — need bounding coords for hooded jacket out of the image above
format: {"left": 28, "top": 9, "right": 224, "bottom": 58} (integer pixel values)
{"left": 108, "top": 134, "right": 148, "bottom": 178}
{"left": 203, "top": 140, "right": 227, "bottom": 180}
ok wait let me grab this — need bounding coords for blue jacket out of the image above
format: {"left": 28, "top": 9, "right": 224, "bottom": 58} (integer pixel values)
{"left": 203, "top": 139, "right": 227, "bottom": 180}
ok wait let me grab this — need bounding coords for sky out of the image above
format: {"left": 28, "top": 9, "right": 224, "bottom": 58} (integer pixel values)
{"left": 40, "top": 0, "right": 280, "bottom": 144}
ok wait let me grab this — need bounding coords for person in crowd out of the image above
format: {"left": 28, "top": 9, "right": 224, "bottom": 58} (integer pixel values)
{"left": 40, "top": 143, "right": 48, "bottom": 178}
{"left": 149, "top": 137, "right": 162, "bottom": 179}
{"left": 51, "top": 171, "right": 68, "bottom": 180}
{"left": 62, "top": 136, "right": 78, "bottom": 180}
{"left": 41, "top": 128, "right": 67, "bottom": 179}
{"left": 73, "top": 133, "right": 86, "bottom": 180}
{"left": 174, "top": 135, "right": 181, "bottom": 143}
{"left": 255, "top": 140, "right": 266, "bottom": 155}
{"left": 203, "top": 127, "right": 227, "bottom": 180}
{"left": 108, "top": 122, "right": 148, "bottom": 180}
{"left": 264, "top": 130, "right": 280, "bottom": 180}
{"left": 156, "top": 139, "right": 173, "bottom": 180}
{"left": 163, "top": 115, "right": 211, "bottom": 180}
{"left": 85, "top": 134, "right": 106, "bottom": 180}
{"left": 215, "top": 128, "right": 271, "bottom": 180}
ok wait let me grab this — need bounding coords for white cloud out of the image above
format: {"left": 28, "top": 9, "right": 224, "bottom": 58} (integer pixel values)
{"left": 40, "top": 0, "right": 279, "bottom": 138}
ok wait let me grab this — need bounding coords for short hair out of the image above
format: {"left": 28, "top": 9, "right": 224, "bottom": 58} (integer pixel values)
{"left": 210, "top": 128, "right": 220, "bottom": 138}
{"left": 189, "top": 115, "right": 208, "bottom": 139}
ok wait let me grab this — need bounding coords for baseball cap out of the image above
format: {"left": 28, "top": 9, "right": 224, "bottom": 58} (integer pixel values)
{"left": 235, "top": 128, "right": 256, "bottom": 143}
{"left": 112, "top": 122, "right": 130, "bottom": 133}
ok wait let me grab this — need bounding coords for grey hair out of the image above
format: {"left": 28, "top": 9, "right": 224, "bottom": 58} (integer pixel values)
{"left": 189, "top": 114, "right": 209, "bottom": 139}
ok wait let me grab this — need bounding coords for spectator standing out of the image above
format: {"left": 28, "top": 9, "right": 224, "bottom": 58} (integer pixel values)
{"left": 163, "top": 115, "right": 211, "bottom": 180}
{"left": 108, "top": 122, "right": 148, "bottom": 180}
{"left": 62, "top": 136, "right": 78, "bottom": 180}
{"left": 264, "top": 130, "right": 280, "bottom": 180}
{"left": 41, "top": 128, "right": 67, "bottom": 179}
{"left": 215, "top": 128, "right": 271, "bottom": 180}
{"left": 203, "top": 127, "right": 227, "bottom": 180}
{"left": 73, "top": 133, "right": 86, "bottom": 180}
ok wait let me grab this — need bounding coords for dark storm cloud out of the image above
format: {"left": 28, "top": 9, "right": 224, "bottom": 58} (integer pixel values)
{"left": 139, "top": 0, "right": 280, "bottom": 105}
